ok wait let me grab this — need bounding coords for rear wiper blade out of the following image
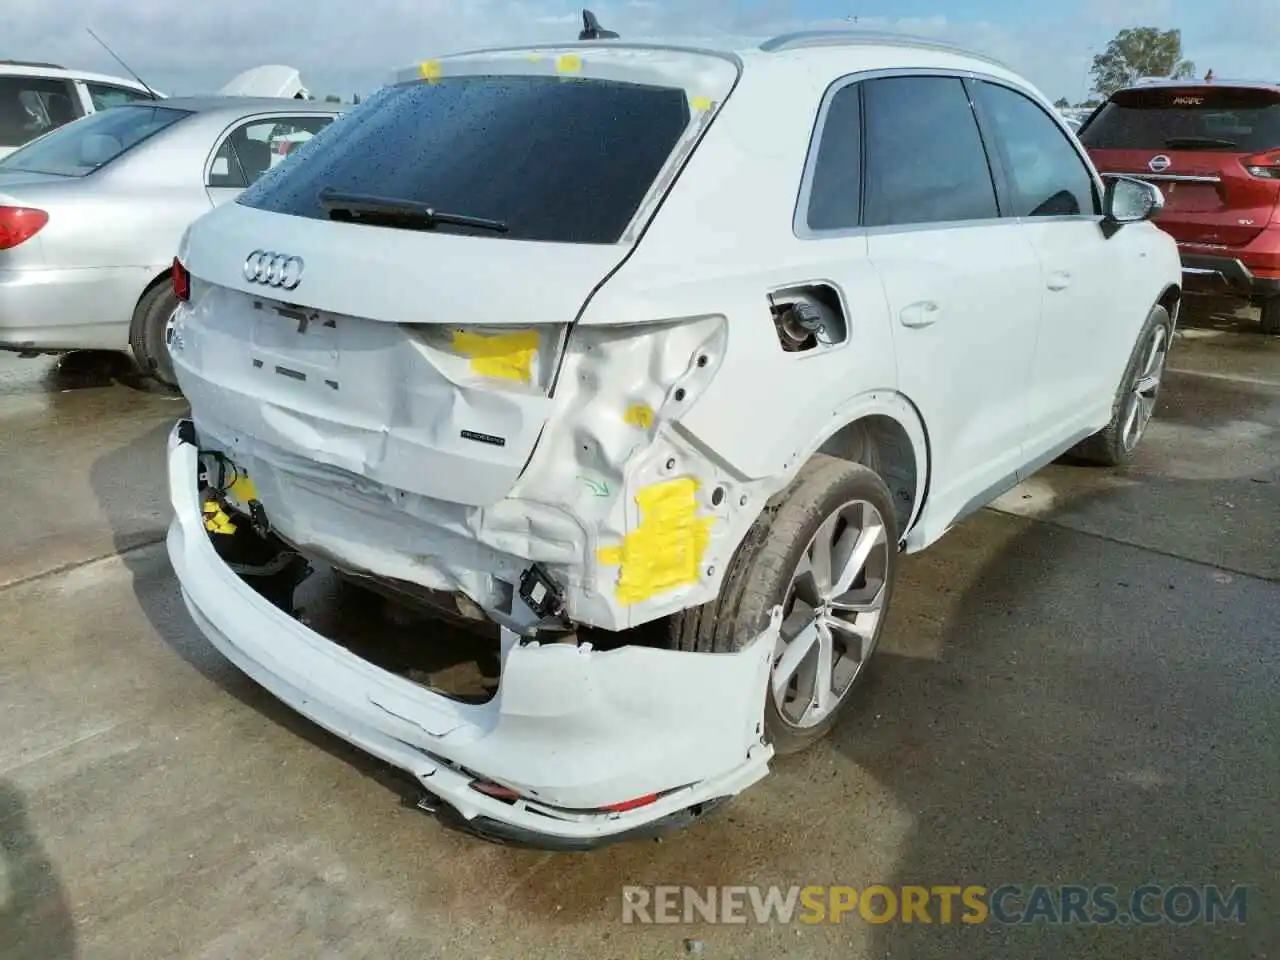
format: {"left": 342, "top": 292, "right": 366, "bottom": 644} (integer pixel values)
{"left": 317, "top": 187, "right": 509, "bottom": 233}
{"left": 1163, "top": 136, "right": 1237, "bottom": 149}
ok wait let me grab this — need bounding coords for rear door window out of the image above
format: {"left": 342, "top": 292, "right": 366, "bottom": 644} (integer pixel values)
{"left": 236, "top": 75, "right": 693, "bottom": 244}
{"left": 861, "top": 76, "right": 1000, "bottom": 227}
{"left": 1079, "top": 87, "right": 1280, "bottom": 152}
{"left": 0, "top": 76, "right": 83, "bottom": 149}
{"left": 84, "top": 82, "right": 158, "bottom": 110}
{"left": 209, "top": 116, "right": 335, "bottom": 188}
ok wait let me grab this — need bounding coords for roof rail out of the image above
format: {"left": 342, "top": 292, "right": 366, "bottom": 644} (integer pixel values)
{"left": 0, "top": 59, "right": 66, "bottom": 70}
{"left": 759, "top": 30, "right": 1010, "bottom": 70}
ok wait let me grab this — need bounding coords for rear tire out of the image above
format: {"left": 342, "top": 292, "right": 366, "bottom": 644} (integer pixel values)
{"left": 1071, "top": 303, "right": 1172, "bottom": 467}
{"left": 1261, "top": 297, "right": 1280, "bottom": 335}
{"left": 666, "top": 454, "right": 899, "bottom": 755}
{"left": 129, "top": 281, "right": 180, "bottom": 390}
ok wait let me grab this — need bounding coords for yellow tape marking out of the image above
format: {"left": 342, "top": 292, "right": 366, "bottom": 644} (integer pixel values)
{"left": 691, "top": 95, "right": 713, "bottom": 111}
{"left": 228, "top": 474, "right": 256, "bottom": 503}
{"left": 419, "top": 60, "right": 442, "bottom": 81}
{"left": 597, "top": 478, "right": 713, "bottom": 605}
{"left": 525, "top": 53, "right": 543, "bottom": 62}
{"left": 556, "top": 54, "right": 583, "bottom": 73}
{"left": 202, "top": 500, "right": 237, "bottom": 535}
{"left": 450, "top": 329, "right": 540, "bottom": 382}
{"left": 623, "top": 403, "right": 655, "bottom": 430}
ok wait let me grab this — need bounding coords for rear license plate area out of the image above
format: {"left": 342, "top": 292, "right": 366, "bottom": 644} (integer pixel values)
{"left": 249, "top": 300, "right": 341, "bottom": 391}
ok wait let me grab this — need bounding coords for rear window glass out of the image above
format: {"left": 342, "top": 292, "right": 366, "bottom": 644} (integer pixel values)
{"left": 236, "top": 75, "right": 693, "bottom": 244}
{"left": 1079, "top": 87, "right": 1280, "bottom": 152}
{"left": 0, "top": 104, "right": 189, "bottom": 176}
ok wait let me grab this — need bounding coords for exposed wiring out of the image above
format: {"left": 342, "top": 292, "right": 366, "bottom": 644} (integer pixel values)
{"left": 198, "top": 448, "right": 240, "bottom": 496}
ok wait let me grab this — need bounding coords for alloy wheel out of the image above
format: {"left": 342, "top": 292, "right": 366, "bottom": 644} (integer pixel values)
{"left": 1121, "top": 324, "right": 1169, "bottom": 452}
{"left": 771, "top": 499, "right": 890, "bottom": 729}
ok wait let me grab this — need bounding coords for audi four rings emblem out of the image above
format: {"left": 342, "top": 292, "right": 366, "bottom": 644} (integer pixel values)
{"left": 243, "top": 250, "right": 305, "bottom": 290}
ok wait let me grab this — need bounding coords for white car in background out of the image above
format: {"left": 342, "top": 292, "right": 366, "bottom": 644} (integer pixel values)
{"left": 166, "top": 29, "right": 1180, "bottom": 848}
{"left": 0, "top": 60, "right": 310, "bottom": 159}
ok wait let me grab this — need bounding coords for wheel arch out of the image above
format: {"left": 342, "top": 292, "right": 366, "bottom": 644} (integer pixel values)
{"left": 780, "top": 390, "right": 931, "bottom": 543}
{"left": 1155, "top": 282, "right": 1181, "bottom": 326}
{"left": 134, "top": 265, "right": 173, "bottom": 321}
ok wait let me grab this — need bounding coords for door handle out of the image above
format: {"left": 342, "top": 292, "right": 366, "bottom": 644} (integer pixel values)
{"left": 1047, "top": 270, "right": 1072, "bottom": 291}
{"left": 900, "top": 300, "right": 940, "bottom": 328}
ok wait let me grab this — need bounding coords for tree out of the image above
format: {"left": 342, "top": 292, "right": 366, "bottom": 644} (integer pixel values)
{"left": 323, "top": 94, "right": 341, "bottom": 103}
{"left": 1053, "top": 97, "right": 1071, "bottom": 109}
{"left": 1089, "top": 27, "right": 1195, "bottom": 98}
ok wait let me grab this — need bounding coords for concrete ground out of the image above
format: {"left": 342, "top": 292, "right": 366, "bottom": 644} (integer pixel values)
{"left": 0, "top": 300, "right": 1276, "bottom": 959}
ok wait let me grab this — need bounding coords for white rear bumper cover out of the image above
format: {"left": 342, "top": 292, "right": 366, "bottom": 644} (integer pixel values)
{"left": 165, "top": 423, "right": 777, "bottom": 843}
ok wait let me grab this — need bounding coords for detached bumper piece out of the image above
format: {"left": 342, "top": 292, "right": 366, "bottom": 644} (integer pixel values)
{"left": 165, "top": 420, "right": 778, "bottom": 849}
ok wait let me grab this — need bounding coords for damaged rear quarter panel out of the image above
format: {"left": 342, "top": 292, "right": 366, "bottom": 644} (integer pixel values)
{"left": 510, "top": 314, "right": 776, "bottom": 629}
{"left": 525, "top": 57, "right": 904, "bottom": 629}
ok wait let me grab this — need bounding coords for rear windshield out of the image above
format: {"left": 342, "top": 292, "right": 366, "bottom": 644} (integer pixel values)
{"left": 236, "top": 75, "right": 693, "bottom": 244}
{"left": 1079, "top": 87, "right": 1280, "bottom": 152}
{"left": 0, "top": 104, "right": 190, "bottom": 177}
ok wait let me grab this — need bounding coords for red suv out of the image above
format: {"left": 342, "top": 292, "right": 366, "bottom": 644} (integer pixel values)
{"left": 1078, "top": 79, "right": 1280, "bottom": 333}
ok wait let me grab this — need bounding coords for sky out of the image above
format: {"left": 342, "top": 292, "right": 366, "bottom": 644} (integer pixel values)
{"left": 4, "top": 0, "right": 1278, "bottom": 104}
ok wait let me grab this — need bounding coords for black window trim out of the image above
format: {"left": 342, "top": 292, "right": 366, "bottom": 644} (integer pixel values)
{"left": 964, "top": 75, "right": 1104, "bottom": 222}
{"left": 204, "top": 111, "right": 338, "bottom": 189}
{"left": 794, "top": 67, "right": 1105, "bottom": 238}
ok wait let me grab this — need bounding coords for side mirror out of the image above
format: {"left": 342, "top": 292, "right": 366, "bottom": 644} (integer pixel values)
{"left": 1102, "top": 175, "right": 1164, "bottom": 232}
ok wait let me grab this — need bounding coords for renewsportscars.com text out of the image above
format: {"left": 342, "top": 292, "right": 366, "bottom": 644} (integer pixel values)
{"left": 621, "top": 884, "right": 1248, "bottom": 926}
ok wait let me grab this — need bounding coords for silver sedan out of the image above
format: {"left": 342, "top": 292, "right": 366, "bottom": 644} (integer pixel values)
{"left": 0, "top": 97, "right": 341, "bottom": 386}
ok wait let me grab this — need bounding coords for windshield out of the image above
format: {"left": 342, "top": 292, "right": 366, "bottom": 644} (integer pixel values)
{"left": 236, "top": 75, "right": 693, "bottom": 244}
{"left": 0, "top": 104, "right": 191, "bottom": 177}
{"left": 1079, "top": 87, "right": 1280, "bottom": 152}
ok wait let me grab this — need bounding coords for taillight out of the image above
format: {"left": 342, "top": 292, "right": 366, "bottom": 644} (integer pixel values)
{"left": 0, "top": 206, "right": 49, "bottom": 250}
{"left": 172, "top": 257, "right": 190, "bottom": 302}
{"left": 1241, "top": 150, "right": 1280, "bottom": 179}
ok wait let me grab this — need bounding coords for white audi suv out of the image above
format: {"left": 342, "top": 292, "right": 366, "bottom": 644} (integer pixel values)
{"left": 163, "top": 29, "right": 1181, "bottom": 847}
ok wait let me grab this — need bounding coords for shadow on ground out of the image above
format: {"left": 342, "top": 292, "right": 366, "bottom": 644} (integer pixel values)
{"left": 0, "top": 780, "right": 76, "bottom": 960}
{"left": 30, "top": 351, "right": 170, "bottom": 397}
{"left": 88, "top": 420, "right": 435, "bottom": 821}
{"left": 837, "top": 507, "right": 1279, "bottom": 958}
{"left": 1175, "top": 296, "right": 1263, "bottom": 336}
